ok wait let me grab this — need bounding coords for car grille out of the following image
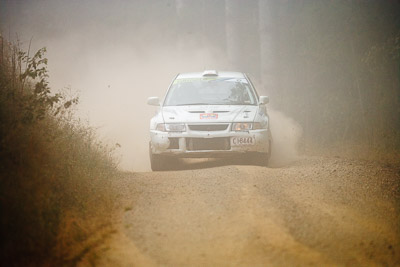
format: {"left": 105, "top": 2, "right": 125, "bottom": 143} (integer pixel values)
{"left": 188, "top": 124, "right": 229, "bottom": 131}
{"left": 186, "top": 137, "right": 231, "bottom": 151}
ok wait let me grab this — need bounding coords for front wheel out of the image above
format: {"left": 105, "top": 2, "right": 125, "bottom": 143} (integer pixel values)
{"left": 149, "top": 143, "right": 167, "bottom": 171}
{"left": 255, "top": 140, "right": 272, "bottom": 167}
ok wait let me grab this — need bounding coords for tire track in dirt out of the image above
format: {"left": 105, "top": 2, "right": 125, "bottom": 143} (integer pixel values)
{"left": 79, "top": 157, "right": 400, "bottom": 266}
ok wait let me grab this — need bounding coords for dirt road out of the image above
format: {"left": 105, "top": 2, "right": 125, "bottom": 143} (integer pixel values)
{"left": 81, "top": 156, "right": 400, "bottom": 266}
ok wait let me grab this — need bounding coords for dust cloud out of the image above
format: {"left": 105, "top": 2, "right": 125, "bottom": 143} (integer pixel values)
{"left": 36, "top": 28, "right": 300, "bottom": 171}
{"left": 69, "top": 47, "right": 225, "bottom": 171}
{"left": 20, "top": 32, "right": 302, "bottom": 171}
{"left": 75, "top": 54, "right": 302, "bottom": 171}
{"left": 0, "top": 1, "right": 304, "bottom": 171}
{"left": 71, "top": 49, "right": 302, "bottom": 171}
{"left": 268, "top": 109, "right": 302, "bottom": 167}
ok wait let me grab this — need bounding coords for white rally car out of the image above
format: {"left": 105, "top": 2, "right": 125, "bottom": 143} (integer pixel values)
{"left": 147, "top": 70, "right": 272, "bottom": 171}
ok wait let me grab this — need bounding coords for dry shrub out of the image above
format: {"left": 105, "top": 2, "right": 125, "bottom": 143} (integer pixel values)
{"left": 0, "top": 37, "right": 117, "bottom": 266}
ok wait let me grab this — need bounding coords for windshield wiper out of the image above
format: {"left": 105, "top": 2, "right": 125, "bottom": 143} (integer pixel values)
{"left": 175, "top": 103, "right": 210, "bottom": 106}
{"left": 174, "top": 102, "right": 252, "bottom": 106}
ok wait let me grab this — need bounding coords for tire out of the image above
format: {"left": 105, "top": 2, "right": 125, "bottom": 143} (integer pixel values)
{"left": 255, "top": 140, "right": 272, "bottom": 167}
{"left": 149, "top": 142, "right": 167, "bottom": 171}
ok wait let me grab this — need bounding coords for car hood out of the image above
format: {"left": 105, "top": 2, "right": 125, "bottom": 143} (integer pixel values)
{"left": 161, "top": 105, "right": 258, "bottom": 123}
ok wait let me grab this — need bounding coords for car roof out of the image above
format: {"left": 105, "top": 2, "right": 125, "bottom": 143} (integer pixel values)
{"left": 176, "top": 71, "right": 245, "bottom": 80}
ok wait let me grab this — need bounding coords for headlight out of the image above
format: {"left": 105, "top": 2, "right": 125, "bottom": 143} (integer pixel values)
{"left": 166, "top": 123, "right": 186, "bottom": 132}
{"left": 156, "top": 123, "right": 166, "bottom": 131}
{"left": 156, "top": 123, "right": 186, "bottom": 132}
{"left": 253, "top": 118, "right": 269, "bottom": 129}
{"left": 253, "top": 122, "right": 265, "bottom": 129}
{"left": 232, "top": 122, "right": 252, "bottom": 131}
{"left": 253, "top": 122, "right": 264, "bottom": 130}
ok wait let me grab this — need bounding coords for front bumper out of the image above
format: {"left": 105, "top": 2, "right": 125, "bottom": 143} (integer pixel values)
{"left": 150, "top": 126, "right": 271, "bottom": 158}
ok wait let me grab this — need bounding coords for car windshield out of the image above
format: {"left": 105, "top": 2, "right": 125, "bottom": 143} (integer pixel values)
{"left": 164, "top": 77, "right": 257, "bottom": 106}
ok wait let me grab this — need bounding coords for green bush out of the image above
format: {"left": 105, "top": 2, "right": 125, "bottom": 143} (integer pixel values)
{"left": 0, "top": 38, "right": 117, "bottom": 266}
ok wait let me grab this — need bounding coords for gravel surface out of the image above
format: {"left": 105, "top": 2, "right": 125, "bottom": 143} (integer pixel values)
{"left": 81, "top": 156, "right": 400, "bottom": 266}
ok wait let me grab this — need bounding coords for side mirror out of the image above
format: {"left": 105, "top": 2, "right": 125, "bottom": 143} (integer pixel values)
{"left": 259, "top": 96, "right": 269, "bottom": 105}
{"left": 147, "top": 97, "right": 160, "bottom": 106}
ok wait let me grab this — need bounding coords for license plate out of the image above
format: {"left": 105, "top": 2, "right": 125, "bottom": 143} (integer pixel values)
{"left": 200, "top": 113, "right": 218, "bottom": 119}
{"left": 231, "top": 137, "right": 255, "bottom": 146}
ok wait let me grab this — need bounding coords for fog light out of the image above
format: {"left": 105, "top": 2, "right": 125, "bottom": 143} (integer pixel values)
{"left": 165, "top": 123, "right": 186, "bottom": 132}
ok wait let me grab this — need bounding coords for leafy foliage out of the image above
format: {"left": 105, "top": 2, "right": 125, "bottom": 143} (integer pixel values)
{"left": 0, "top": 38, "right": 117, "bottom": 266}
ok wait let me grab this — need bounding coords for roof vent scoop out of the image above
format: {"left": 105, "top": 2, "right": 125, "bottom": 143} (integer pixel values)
{"left": 202, "top": 70, "right": 218, "bottom": 77}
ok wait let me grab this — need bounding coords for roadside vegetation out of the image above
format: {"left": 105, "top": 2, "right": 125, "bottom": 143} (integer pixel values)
{"left": 0, "top": 37, "right": 118, "bottom": 266}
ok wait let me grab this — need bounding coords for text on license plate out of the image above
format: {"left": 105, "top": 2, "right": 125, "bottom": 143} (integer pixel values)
{"left": 231, "top": 137, "right": 255, "bottom": 146}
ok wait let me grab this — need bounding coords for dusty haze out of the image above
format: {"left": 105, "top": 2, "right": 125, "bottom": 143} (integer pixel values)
{"left": 0, "top": 1, "right": 302, "bottom": 171}
{"left": 1, "top": 0, "right": 398, "bottom": 170}
{"left": 1, "top": 2, "right": 399, "bottom": 266}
